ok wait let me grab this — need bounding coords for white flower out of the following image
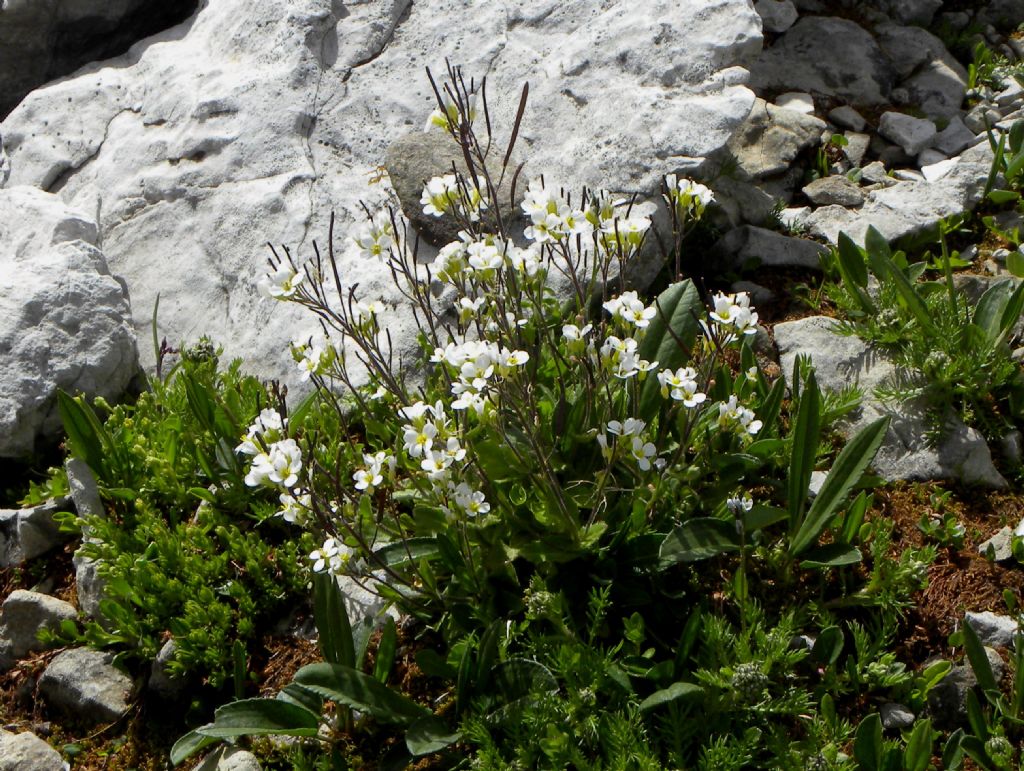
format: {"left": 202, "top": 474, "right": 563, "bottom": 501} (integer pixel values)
{"left": 657, "top": 366, "right": 706, "bottom": 407}
{"left": 353, "top": 451, "right": 393, "bottom": 492}
{"left": 277, "top": 492, "right": 311, "bottom": 525}
{"left": 236, "top": 408, "right": 286, "bottom": 456}
{"left": 456, "top": 296, "right": 485, "bottom": 322}
{"left": 421, "top": 174, "right": 460, "bottom": 217}
{"left": 665, "top": 174, "right": 715, "bottom": 216}
{"left": 403, "top": 421, "right": 437, "bottom": 458}
{"left": 726, "top": 493, "right": 753, "bottom": 516}
{"left": 717, "top": 396, "right": 763, "bottom": 437}
{"left": 452, "top": 482, "right": 490, "bottom": 517}
{"left": 351, "top": 214, "right": 394, "bottom": 261}
{"left": 259, "top": 263, "right": 305, "bottom": 300}
{"left": 708, "top": 292, "right": 759, "bottom": 337}
{"left": 466, "top": 240, "right": 504, "bottom": 276}
{"left": 630, "top": 436, "right": 657, "bottom": 471}
{"left": 430, "top": 241, "right": 468, "bottom": 283}
{"left": 310, "top": 537, "right": 353, "bottom": 575}
{"left": 607, "top": 418, "right": 646, "bottom": 437}
{"left": 507, "top": 244, "right": 543, "bottom": 276}
{"left": 245, "top": 438, "right": 303, "bottom": 489}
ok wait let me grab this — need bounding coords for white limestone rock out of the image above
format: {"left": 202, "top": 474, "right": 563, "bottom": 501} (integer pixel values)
{"left": 0, "top": 0, "right": 761, "bottom": 392}
{"left": 878, "top": 112, "right": 937, "bottom": 156}
{"left": 39, "top": 648, "right": 134, "bottom": 723}
{"left": 0, "top": 0, "right": 198, "bottom": 119}
{"left": 0, "top": 590, "right": 78, "bottom": 661}
{"left": 805, "top": 141, "right": 994, "bottom": 246}
{"left": 933, "top": 117, "right": 977, "bottom": 157}
{"left": 774, "top": 92, "right": 815, "bottom": 114}
{"left": 802, "top": 176, "right": 865, "bottom": 208}
{"left": 751, "top": 17, "right": 894, "bottom": 106}
{"left": 0, "top": 498, "right": 75, "bottom": 568}
{"left": 965, "top": 611, "right": 1019, "bottom": 649}
{"left": 0, "top": 730, "right": 67, "bottom": 771}
{"left": 713, "top": 225, "right": 827, "bottom": 270}
{"left": 0, "top": 187, "right": 138, "bottom": 458}
{"left": 775, "top": 316, "right": 1006, "bottom": 487}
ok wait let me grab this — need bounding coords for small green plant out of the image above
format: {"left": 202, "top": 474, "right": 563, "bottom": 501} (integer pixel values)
{"left": 826, "top": 223, "right": 1024, "bottom": 437}
{"left": 50, "top": 345, "right": 312, "bottom": 688}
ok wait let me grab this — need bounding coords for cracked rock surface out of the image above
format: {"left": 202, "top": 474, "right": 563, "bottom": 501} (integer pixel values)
{"left": 0, "top": 0, "right": 761, "bottom": 393}
{"left": 0, "top": 187, "right": 138, "bottom": 458}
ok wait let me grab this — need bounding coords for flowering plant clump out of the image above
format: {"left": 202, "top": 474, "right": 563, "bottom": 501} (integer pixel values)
{"left": 168, "top": 68, "right": 926, "bottom": 770}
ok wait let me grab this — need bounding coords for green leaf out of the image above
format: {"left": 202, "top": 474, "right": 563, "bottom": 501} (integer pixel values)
{"left": 637, "top": 280, "right": 703, "bottom": 420}
{"left": 277, "top": 682, "right": 324, "bottom": 715}
{"left": 195, "top": 698, "right": 320, "bottom": 738}
{"left": 374, "top": 616, "right": 398, "bottom": 684}
{"left": 405, "top": 716, "right": 461, "bottom": 757}
{"left": 854, "top": 713, "right": 883, "bottom": 771}
{"left": 639, "top": 682, "right": 703, "bottom": 713}
{"left": 810, "top": 626, "right": 844, "bottom": 667}
{"left": 999, "top": 279, "right": 1024, "bottom": 338}
{"left": 757, "top": 377, "right": 786, "bottom": 438}
{"left": 169, "top": 728, "right": 221, "bottom": 766}
{"left": 942, "top": 728, "right": 965, "bottom": 770}
{"left": 371, "top": 538, "right": 440, "bottom": 568}
{"left": 904, "top": 718, "right": 933, "bottom": 771}
{"left": 788, "top": 370, "right": 821, "bottom": 536}
{"left": 790, "top": 417, "right": 889, "bottom": 556}
{"left": 490, "top": 658, "right": 558, "bottom": 703}
{"left": 840, "top": 491, "right": 870, "bottom": 544}
{"left": 836, "top": 233, "right": 873, "bottom": 311}
{"left": 961, "top": 617, "right": 998, "bottom": 694}
{"left": 57, "top": 391, "right": 108, "bottom": 480}
{"left": 743, "top": 505, "right": 788, "bottom": 532}
{"left": 799, "top": 543, "right": 862, "bottom": 569}
{"left": 314, "top": 573, "right": 354, "bottom": 668}
{"left": 294, "top": 663, "right": 430, "bottom": 725}
{"left": 973, "top": 279, "right": 1015, "bottom": 347}
{"left": 960, "top": 736, "right": 997, "bottom": 771}
{"left": 988, "top": 189, "right": 1022, "bottom": 204}
{"left": 659, "top": 519, "right": 739, "bottom": 566}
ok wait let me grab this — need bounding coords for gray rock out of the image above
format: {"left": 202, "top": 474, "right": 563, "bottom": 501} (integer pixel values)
{"left": 39, "top": 648, "right": 133, "bottom": 723}
{"left": 148, "top": 639, "right": 187, "bottom": 698}
{"left": 1000, "top": 430, "right": 1022, "bottom": 466}
{"left": 928, "top": 664, "right": 976, "bottom": 728}
{"left": 779, "top": 206, "right": 811, "bottom": 230}
{"left": 751, "top": 17, "right": 894, "bottom": 106}
{"left": 878, "top": 113, "right": 937, "bottom": 156}
{"left": 754, "top": 0, "right": 798, "bottom": 33}
{"left": 828, "top": 106, "right": 867, "bottom": 133}
{"left": 724, "top": 98, "right": 827, "bottom": 179}
{"left": 0, "top": 729, "right": 66, "bottom": 771}
{"left": 881, "top": 702, "right": 916, "bottom": 730}
{"left": 807, "top": 470, "right": 827, "bottom": 499}
{"left": 842, "top": 132, "right": 871, "bottom": 168}
{"left": 0, "top": 0, "right": 761, "bottom": 394}
{"left": 731, "top": 281, "right": 775, "bottom": 310}
{"left": 980, "top": 0, "right": 1024, "bottom": 31}
{"left": 964, "top": 103, "right": 1001, "bottom": 134}
{"left": 0, "top": 134, "right": 8, "bottom": 187}
{"left": 73, "top": 551, "right": 107, "bottom": 623}
{"left": 965, "top": 611, "right": 1019, "bottom": 649}
{"left": 978, "top": 527, "right": 1014, "bottom": 561}
{"left": 860, "top": 161, "right": 891, "bottom": 185}
{"left": 775, "top": 316, "right": 1006, "bottom": 487}
{"left": 712, "top": 225, "right": 827, "bottom": 270}
{"left": 0, "top": 498, "right": 74, "bottom": 568}
{"left": 803, "top": 176, "right": 865, "bottom": 207}
{"left": 903, "top": 62, "right": 969, "bottom": 120}
{"left": 805, "top": 141, "right": 994, "bottom": 246}
{"left": 220, "top": 748, "right": 263, "bottom": 771}
{"left": 66, "top": 458, "right": 103, "bottom": 519}
{"left": 996, "top": 80, "right": 1024, "bottom": 107}
{"left": 0, "top": 590, "right": 77, "bottom": 660}
{"left": 385, "top": 128, "right": 523, "bottom": 247}
{"left": 933, "top": 117, "right": 977, "bottom": 157}
{"left": 0, "top": 187, "right": 139, "bottom": 458}
{"left": 875, "top": 23, "right": 964, "bottom": 83}
{"left": 917, "top": 148, "right": 947, "bottom": 168}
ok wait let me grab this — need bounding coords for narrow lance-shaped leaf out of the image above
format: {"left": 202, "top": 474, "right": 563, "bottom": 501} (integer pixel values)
{"left": 790, "top": 416, "right": 890, "bottom": 556}
{"left": 293, "top": 662, "right": 430, "bottom": 725}
{"left": 194, "top": 698, "right": 320, "bottom": 739}
{"left": 57, "top": 391, "right": 109, "bottom": 481}
{"left": 787, "top": 371, "right": 821, "bottom": 537}
{"left": 660, "top": 518, "right": 739, "bottom": 566}
{"left": 637, "top": 280, "right": 704, "bottom": 421}
{"left": 314, "top": 572, "right": 354, "bottom": 668}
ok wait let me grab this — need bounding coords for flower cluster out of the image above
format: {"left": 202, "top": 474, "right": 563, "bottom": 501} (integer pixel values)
{"left": 717, "top": 395, "right": 763, "bottom": 437}
{"left": 399, "top": 401, "right": 468, "bottom": 483}
{"left": 664, "top": 174, "right": 715, "bottom": 218}
{"left": 603, "top": 290, "right": 656, "bottom": 330}
{"left": 350, "top": 212, "right": 394, "bottom": 262}
{"left": 421, "top": 174, "right": 486, "bottom": 222}
{"left": 521, "top": 179, "right": 592, "bottom": 243}
{"left": 707, "top": 291, "right": 759, "bottom": 339}
{"left": 309, "top": 536, "right": 354, "bottom": 576}
{"left": 597, "top": 418, "right": 661, "bottom": 472}
{"left": 598, "top": 335, "right": 657, "bottom": 380}
{"left": 291, "top": 333, "right": 335, "bottom": 382}
{"left": 657, "top": 366, "right": 706, "bottom": 408}
{"left": 353, "top": 450, "right": 395, "bottom": 493}
{"left": 259, "top": 262, "right": 304, "bottom": 300}
{"left": 430, "top": 340, "right": 530, "bottom": 415}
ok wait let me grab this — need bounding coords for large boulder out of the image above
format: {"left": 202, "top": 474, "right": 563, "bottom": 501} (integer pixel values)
{"left": 0, "top": 0, "right": 199, "bottom": 119}
{"left": 0, "top": 187, "right": 138, "bottom": 457}
{"left": 774, "top": 316, "right": 1006, "bottom": 488}
{"left": 1, "top": 0, "right": 761, "bottom": 391}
